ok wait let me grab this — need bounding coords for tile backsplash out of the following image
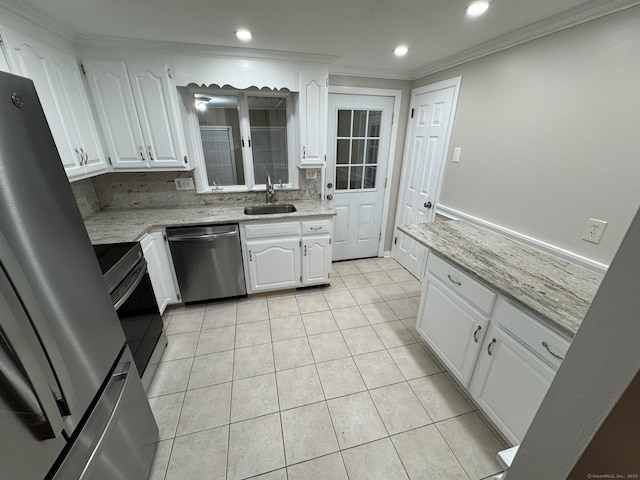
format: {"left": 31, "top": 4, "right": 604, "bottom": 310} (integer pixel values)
{"left": 81, "top": 170, "right": 321, "bottom": 212}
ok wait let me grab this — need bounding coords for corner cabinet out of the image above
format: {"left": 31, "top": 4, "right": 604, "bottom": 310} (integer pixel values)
{"left": 416, "top": 252, "right": 570, "bottom": 445}
{"left": 241, "top": 218, "right": 332, "bottom": 294}
{"left": 83, "top": 59, "right": 190, "bottom": 171}
{"left": 298, "top": 71, "right": 328, "bottom": 167}
{"left": 2, "top": 29, "right": 107, "bottom": 180}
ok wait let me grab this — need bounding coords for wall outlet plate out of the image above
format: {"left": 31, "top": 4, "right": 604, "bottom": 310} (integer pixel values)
{"left": 305, "top": 169, "right": 318, "bottom": 179}
{"left": 582, "top": 218, "right": 607, "bottom": 244}
{"left": 174, "top": 177, "right": 195, "bottom": 190}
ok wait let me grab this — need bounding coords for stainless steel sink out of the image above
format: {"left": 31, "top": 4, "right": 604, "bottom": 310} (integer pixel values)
{"left": 243, "top": 203, "right": 297, "bottom": 215}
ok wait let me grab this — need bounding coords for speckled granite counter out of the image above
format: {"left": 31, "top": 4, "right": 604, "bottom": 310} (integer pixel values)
{"left": 398, "top": 221, "right": 604, "bottom": 337}
{"left": 84, "top": 200, "right": 335, "bottom": 243}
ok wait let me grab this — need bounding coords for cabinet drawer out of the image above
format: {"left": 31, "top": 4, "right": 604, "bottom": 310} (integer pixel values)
{"left": 301, "top": 219, "right": 331, "bottom": 235}
{"left": 244, "top": 221, "right": 300, "bottom": 239}
{"left": 493, "top": 298, "right": 570, "bottom": 370}
{"left": 427, "top": 254, "right": 497, "bottom": 315}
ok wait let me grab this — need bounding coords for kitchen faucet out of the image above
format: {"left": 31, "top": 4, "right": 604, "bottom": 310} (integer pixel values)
{"left": 266, "top": 174, "right": 276, "bottom": 203}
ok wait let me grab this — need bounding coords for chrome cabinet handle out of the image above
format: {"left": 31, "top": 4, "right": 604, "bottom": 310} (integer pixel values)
{"left": 487, "top": 338, "right": 496, "bottom": 356}
{"left": 80, "top": 148, "right": 88, "bottom": 165}
{"left": 75, "top": 147, "right": 83, "bottom": 165}
{"left": 473, "top": 325, "right": 482, "bottom": 343}
{"left": 138, "top": 146, "right": 146, "bottom": 161}
{"left": 310, "top": 226, "right": 322, "bottom": 231}
{"left": 147, "top": 146, "right": 154, "bottom": 161}
{"left": 447, "top": 274, "right": 462, "bottom": 286}
{"left": 303, "top": 146, "right": 306, "bottom": 158}
{"left": 542, "top": 341, "right": 564, "bottom": 360}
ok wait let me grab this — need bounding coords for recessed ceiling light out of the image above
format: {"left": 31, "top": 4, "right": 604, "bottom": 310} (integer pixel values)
{"left": 466, "top": 1, "right": 490, "bottom": 17}
{"left": 235, "top": 29, "right": 252, "bottom": 41}
{"left": 394, "top": 45, "right": 409, "bottom": 57}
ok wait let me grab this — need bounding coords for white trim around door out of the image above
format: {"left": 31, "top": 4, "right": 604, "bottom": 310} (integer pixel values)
{"left": 328, "top": 86, "right": 402, "bottom": 258}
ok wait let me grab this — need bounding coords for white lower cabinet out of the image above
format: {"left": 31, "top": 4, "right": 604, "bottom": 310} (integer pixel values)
{"left": 417, "top": 274, "right": 488, "bottom": 387}
{"left": 469, "top": 322, "right": 556, "bottom": 445}
{"left": 416, "top": 253, "right": 570, "bottom": 446}
{"left": 241, "top": 218, "right": 332, "bottom": 294}
{"left": 245, "top": 237, "right": 301, "bottom": 293}
{"left": 140, "top": 230, "right": 180, "bottom": 313}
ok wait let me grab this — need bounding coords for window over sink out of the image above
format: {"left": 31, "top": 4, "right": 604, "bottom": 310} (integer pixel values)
{"left": 192, "top": 88, "right": 297, "bottom": 191}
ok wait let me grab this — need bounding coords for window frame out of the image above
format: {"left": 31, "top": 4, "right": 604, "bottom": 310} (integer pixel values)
{"left": 190, "top": 88, "right": 298, "bottom": 193}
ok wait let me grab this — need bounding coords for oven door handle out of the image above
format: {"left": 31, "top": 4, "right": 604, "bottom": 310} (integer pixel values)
{"left": 113, "top": 260, "right": 146, "bottom": 311}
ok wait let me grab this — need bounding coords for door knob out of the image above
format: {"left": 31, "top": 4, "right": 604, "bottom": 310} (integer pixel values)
{"left": 327, "top": 183, "right": 333, "bottom": 189}
{"left": 326, "top": 194, "right": 333, "bottom": 200}
{"left": 424, "top": 202, "right": 432, "bottom": 209}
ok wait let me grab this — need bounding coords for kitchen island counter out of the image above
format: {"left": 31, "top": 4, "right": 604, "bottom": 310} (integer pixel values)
{"left": 399, "top": 221, "right": 604, "bottom": 337}
{"left": 85, "top": 200, "right": 336, "bottom": 244}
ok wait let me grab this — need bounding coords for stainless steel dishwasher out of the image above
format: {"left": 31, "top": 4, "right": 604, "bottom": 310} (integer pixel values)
{"left": 166, "top": 224, "right": 246, "bottom": 303}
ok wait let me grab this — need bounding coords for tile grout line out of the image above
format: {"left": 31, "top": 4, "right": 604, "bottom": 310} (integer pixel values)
{"left": 224, "top": 304, "right": 239, "bottom": 480}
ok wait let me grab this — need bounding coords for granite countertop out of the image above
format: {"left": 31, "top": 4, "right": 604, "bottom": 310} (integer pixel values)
{"left": 84, "top": 200, "right": 336, "bottom": 243}
{"left": 398, "top": 221, "right": 604, "bottom": 337}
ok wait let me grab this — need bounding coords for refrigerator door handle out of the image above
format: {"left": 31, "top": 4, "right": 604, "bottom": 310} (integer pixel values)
{"left": 0, "top": 270, "right": 64, "bottom": 440}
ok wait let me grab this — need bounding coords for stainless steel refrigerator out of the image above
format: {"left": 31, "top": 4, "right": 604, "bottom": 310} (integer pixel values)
{"left": 0, "top": 72, "right": 158, "bottom": 478}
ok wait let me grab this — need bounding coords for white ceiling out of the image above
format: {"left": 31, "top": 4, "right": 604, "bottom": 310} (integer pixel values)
{"left": 18, "top": 0, "right": 612, "bottom": 78}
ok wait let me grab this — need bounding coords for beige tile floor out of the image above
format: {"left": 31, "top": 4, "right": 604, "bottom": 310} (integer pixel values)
{"left": 147, "top": 257, "right": 507, "bottom": 480}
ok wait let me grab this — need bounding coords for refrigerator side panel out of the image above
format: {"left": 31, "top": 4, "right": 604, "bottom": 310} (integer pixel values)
{"left": 0, "top": 72, "right": 125, "bottom": 432}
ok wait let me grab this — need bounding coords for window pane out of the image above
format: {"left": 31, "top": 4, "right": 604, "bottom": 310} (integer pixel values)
{"left": 364, "top": 166, "right": 377, "bottom": 188}
{"left": 352, "top": 110, "right": 367, "bottom": 137}
{"left": 197, "top": 95, "right": 244, "bottom": 186}
{"left": 368, "top": 111, "right": 382, "bottom": 137}
{"left": 336, "top": 167, "right": 349, "bottom": 190}
{"left": 351, "top": 139, "right": 365, "bottom": 165}
{"left": 350, "top": 166, "right": 363, "bottom": 189}
{"left": 337, "top": 110, "right": 352, "bottom": 137}
{"left": 249, "top": 96, "right": 288, "bottom": 183}
{"left": 337, "top": 139, "right": 350, "bottom": 164}
{"left": 366, "top": 139, "right": 379, "bottom": 164}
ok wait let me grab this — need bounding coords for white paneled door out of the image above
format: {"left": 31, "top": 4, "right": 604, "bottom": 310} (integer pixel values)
{"left": 326, "top": 94, "right": 394, "bottom": 261}
{"left": 393, "top": 79, "right": 460, "bottom": 278}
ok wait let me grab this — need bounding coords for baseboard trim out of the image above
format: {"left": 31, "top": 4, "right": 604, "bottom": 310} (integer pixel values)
{"left": 436, "top": 205, "right": 608, "bottom": 273}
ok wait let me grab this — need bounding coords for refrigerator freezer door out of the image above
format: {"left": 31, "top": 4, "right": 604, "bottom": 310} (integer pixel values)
{"left": 0, "top": 72, "right": 125, "bottom": 433}
{"left": 52, "top": 347, "right": 158, "bottom": 480}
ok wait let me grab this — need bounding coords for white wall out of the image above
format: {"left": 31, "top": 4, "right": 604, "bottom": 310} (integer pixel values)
{"left": 413, "top": 7, "right": 640, "bottom": 265}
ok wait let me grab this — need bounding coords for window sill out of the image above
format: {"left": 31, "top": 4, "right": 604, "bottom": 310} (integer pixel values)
{"left": 196, "top": 186, "right": 301, "bottom": 195}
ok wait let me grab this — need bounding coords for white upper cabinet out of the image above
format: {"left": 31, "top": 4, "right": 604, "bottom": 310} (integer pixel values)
{"left": 298, "top": 71, "right": 327, "bottom": 167}
{"left": 2, "top": 29, "right": 107, "bottom": 179}
{"left": 84, "top": 59, "right": 190, "bottom": 171}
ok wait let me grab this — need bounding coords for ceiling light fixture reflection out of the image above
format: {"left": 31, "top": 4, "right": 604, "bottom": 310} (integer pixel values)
{"left": 466, "top": 1, "right": 490, "bottom": 17}
{"left": 235, "top": 29, "right": 252, "bottom": 41}
{"left": 394, "top": 45, "right": 409, "bottom": 57}
{"left": 194, "top": 97, "right": 211, "bottom": 112}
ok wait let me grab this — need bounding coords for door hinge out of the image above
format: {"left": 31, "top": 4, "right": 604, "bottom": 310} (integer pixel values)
{"left": 107, "top": 156, "right": 112, "bottom": 166}
{"left": 391, "top": 112, "right": 395, "bottom": 124}
{"left": 163, "top": 232, "right": 167, "bottom": 241}
{"left": 184, "top": 156, "right": 188, "bottom": 164}
{"left": 299, "top": 240, "right": 302, "bottom": 247}
{"left": 379, "top": 232, "right": 382, "bottom": 242}
{"left": 80, "top": 63, "right": 86, "bottom": 75}
{"left": 394, "top": 236, "right": 398, "bottom": 245}
{"left": 177, "top": 293, "right": 181, "bottom": 301}
{"left": 410, "top": 108, "right": 414, "bottom": 119}
{"left": 328, "top": 272, "right": 331, "bottom": 279}
{"left": 329, "top": 238, "right": 331, "bottom": 245}
{"left": 324, "top": 154, "right": 326, "bottom": 163}
{"left": 384, "top": 178, "right": 387, "bottom": 188}
{"left": 300, "top": 275, "right": 303, "bottom": 282}
{"left": 167, "top": 67, "right": 173, "bottom": 79}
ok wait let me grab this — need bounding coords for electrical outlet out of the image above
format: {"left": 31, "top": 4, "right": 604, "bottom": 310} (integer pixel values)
{"left": 305, "top": 169, "right": 318, "bottom": 180}
{"left": 582, "top": 218, "right": 607, "bottom": 244}
{"left": 174, "top": 177, "right": 195, "bottom": 190}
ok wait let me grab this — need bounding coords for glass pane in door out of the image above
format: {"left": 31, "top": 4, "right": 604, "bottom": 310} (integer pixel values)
{"left": 334, "top": 109, "right": 382, "bottom": 190}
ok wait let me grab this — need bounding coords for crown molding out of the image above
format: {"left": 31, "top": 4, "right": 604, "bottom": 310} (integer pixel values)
{"left": 328, "top": 64, "right": 414, "bottom": 81}
{"left": 409, "top": 0, "right": 640, "bottom": 80}
{"left": 74, "top": 35, "right": 339, "bottom": 66}
{"left": 0, "top": 0, "right": 73, "bottom": 43}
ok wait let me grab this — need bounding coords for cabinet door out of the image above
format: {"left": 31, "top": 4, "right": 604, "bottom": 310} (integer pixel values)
{"left": 470, "top": 325, "right": 555, "bottom": 445}
{"left": 298, "top": 71, "right": 327, "bottom": 166}
{"left": 140, "top": 232, "right": 179, "bottom": 313}
{"left": 416, "top": 274, "right": 489, "bottom": 387}
{"left": 127, "top": 62, "right": 187, "bottom": 168}
{"left": 83, "top": 60, "right": 148, "bottom": 169}
{"left": 50, "top": 50, "right": 107, "bottom": 177}
{"left": 302, "top": 235, "right": 331, "bottom": 285}
{"left": 3, "top": 30, "right": 79, "bottom": 174}
{"left": 245, "top": 237, "right": 301, "bottom": 293}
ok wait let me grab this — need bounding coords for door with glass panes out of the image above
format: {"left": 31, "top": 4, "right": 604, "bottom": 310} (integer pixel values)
{"left": 326, "top": 94, "right": 394, "bottom": 260}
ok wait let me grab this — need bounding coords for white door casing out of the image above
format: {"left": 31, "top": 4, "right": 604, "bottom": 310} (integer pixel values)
{"left": 393, "top": 78, "right": 461, "bottom": 278}
{"left": 326, "top": 94, "right": 394, "bottom": 261}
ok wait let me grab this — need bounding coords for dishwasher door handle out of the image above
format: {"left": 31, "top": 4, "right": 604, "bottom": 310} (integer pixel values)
{"left": 168, "top": 231, "right": 238, "bottom": 242}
